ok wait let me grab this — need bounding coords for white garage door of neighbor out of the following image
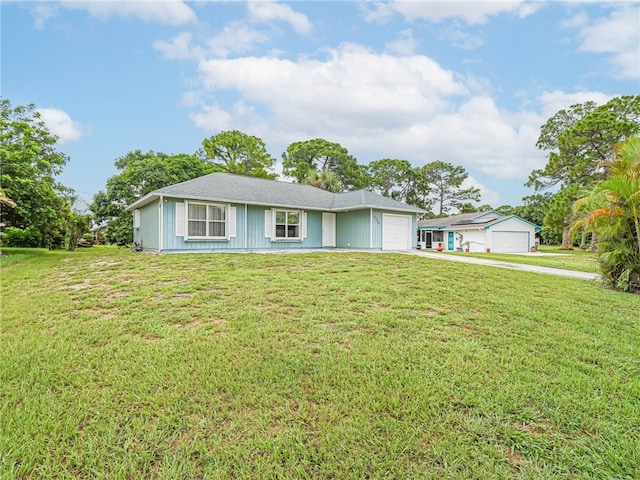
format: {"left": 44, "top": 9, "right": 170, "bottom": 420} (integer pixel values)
{"left": 382, "top": 214, "right": 412, "bottom": 250}
{"left": 492, "top": 231, "right": 529, "bottom": 253}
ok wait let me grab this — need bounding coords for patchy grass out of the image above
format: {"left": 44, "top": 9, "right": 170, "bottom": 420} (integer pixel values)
{"left": 2, "top": 247, "right": 639, "bottom": 479}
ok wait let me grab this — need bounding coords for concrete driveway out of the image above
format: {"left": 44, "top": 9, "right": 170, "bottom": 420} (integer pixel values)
{"left": 403, "top": 251, "right": 600, "bottom": 281}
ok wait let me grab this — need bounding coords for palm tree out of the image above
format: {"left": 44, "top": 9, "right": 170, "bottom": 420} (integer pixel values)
{"left": 572, "top": 137, "right": 640, "bottom": 292}
{"left": 305, "top": 169, "right": 341, "bottom": 192}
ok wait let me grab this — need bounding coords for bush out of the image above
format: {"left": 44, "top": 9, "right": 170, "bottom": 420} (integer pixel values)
{"left": 2, "top": 226, "right": 41, "bottom": 247}
{"left": 1, "top": 226, "right": 42, "bottom": 247}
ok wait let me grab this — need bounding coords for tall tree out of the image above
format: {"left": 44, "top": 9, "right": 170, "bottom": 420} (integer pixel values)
{"left": 91, "top": 151, "right": 214, "bottom": 246}
{"left": 282, "top": 138, "right": 366, "bottom": 191}
{"left": 417, "top": 161, "right": 480, "bottom": 216}
{"left": 367, "top": 159, "right": 419, "bottom": 202}
{"left": 572, "top": 137, "right": 640, "bottom": 292}
{"left": 0, "top": 98, "right": 72, "bottom": 248}
{"left": 528, "top": 96, "right": 640, "bottom": 248}
{"left": 200, "top": 130, "right": 276, "bottom": 179}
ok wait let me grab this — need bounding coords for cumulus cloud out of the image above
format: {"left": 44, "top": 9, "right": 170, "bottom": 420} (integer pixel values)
{"left": 182, "top": 42, "right": 615, "bottom": 184}
{"left": 564, "top": 5, "right": 640, "bottom": 80}
{"left": 362, "top": 0, "right": 538, "bottom": 25}
{"left": 37, "top": 108, "right": 89, "bottom": 144}
{"left": 537, "top": 90, "right": 613, "bottom": 117}
{"left": 247, "top": 1, "right": 313, "bottom": 35}
{"left": 59, "top": 0, "right": 196, "bottom": 26}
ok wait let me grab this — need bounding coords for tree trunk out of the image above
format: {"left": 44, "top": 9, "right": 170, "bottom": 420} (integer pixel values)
{"left": 561, "top": 226, "right": 572, "bottom": 249}
{"left": 590, "top": 231, "right": 598, "bottom": 252}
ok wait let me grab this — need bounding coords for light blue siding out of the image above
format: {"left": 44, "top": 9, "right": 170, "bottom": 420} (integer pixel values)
{"left": 150, "top": 198, "right": 416, "bottom": 253}
{"left": 161, "top": 198, "right": 245, "bottom": 252}
{"left": 336, "top": 210, "right": 371, "bottom": 249}
{"left": 245, "top": 205, "right": 322, "bottom": 250}
{"left": 371, "top": 210, "right": 383, "bottom": 250}
{"left": 135, "top": 201, "right": 159, "bottom": 251}
{"left": 160, "top": 199, "right": 323, "bottom": 252}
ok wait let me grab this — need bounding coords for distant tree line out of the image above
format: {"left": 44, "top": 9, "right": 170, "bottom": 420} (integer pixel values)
{"left": 90, "top": 131, "right": 482, "bottom": 246}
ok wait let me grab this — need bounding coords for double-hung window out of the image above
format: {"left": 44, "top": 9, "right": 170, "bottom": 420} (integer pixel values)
{"left": 274, "top": 210, "right": 300, "bottom": 239}
{"left": 187, "top": 202, "right": 226, "bottom": 239}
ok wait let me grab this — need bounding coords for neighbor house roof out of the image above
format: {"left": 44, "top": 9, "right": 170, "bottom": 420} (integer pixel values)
{"left": 127, "top": 173, "right": 424, "bottom": 213}
{"left": 418, "top": 211, "right": 541, "bottom": 231}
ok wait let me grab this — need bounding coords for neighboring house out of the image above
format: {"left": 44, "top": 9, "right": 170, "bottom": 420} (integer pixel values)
{"left": 417, "top": 211, "right": 541, "bottom": 253}
{"left": 126, "top": 173, "right": 423, "bottom": 253}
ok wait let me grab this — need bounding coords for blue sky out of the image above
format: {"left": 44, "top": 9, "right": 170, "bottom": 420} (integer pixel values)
{"left": 3, "top": 1, "right": 639, "bottom": 210}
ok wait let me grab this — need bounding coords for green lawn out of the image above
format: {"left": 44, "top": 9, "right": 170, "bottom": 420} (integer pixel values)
{"left": 444, "top": 246, "right": 599, "bottom": 274}
{"left": 2, "top": 247, "right": 639, "bottom": 479}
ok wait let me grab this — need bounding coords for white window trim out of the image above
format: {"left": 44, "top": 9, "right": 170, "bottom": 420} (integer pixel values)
{"left": 184, "top": 200, "right": 231, "bottom": 241}
{"left": 271, "top": 208, "right": 306, "bottom": 241}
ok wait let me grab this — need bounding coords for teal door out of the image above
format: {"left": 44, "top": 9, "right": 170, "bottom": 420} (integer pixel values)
{"left": 448, "top": 231, "right": 454, "bottom": 250}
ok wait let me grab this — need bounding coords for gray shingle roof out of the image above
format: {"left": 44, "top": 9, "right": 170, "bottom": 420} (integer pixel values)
{"left": 418, "top": 211, "right": 541, "bottom": 231}
{"left": 127, "top": 173, "right": 423, "bottom": 213}
{"left": 417, "top": 211, "right": 503, "bottom": 228}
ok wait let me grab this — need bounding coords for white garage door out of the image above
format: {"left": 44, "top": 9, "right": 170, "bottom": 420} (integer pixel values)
{"left": 492, "top": 231, "right": 529, "bottom": 253}
{"left": 382, "top": 214, "right": 412, "bottom": 250}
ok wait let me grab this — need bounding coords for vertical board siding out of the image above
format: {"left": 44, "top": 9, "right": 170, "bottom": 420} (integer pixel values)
{"left": 137, "top": 201, "right": 159, "bottom": 251}
{"left": 155, "top": 198, "right": 416, "bottom": 252}
{"left": 161, "top": 198, "right": 246, "bottom": 252}
{"left": 245, "top": 205, "right": 322, "bottom": 250}
{"left": 336, "top": 210, "right": 371, "bottom": 249}
{"left": 371, "top": 210, "right": 383, "bottom": 250}
{"left": 161, "top": 200, "right": 323, "bottom": 252}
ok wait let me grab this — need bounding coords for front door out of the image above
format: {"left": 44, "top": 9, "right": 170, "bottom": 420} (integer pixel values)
{"left": 448, "top": 231, "right": 455, "bottom": 250}
{"left": 322, "top": 212, "right": 336, "bottom": 247}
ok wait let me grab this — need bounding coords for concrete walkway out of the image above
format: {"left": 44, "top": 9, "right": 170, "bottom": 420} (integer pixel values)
{"left": 402, "top": 251, "right": 600, "bottom": 281}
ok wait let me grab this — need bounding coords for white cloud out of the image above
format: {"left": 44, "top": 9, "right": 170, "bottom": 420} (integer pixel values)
{"left": 247, "top": 1, "right": 313, "bottom": 35}
{"left": 178, "top": 43, "right": 613, "bottom": 184}
{"left": 206, "top": 22, "right": 270, "bottom": 58}
{"left": 565, "top": 5, "right": 640, "bottom": 80}
{"left": 59, "top": 0, "right": 196, "bottom": 26}
{"left": 362, "top": 0, "right": 538, "bottom": 25}
{"left": 462, "top": 176, "right": 501, "bottom": 206}
{"left": 37, "top": 108, "right": 89, "bottom": 144}
{"left": 154, "top": 32, "right": 204, "bottom": 60}
{"left": 537, "top": 90, "right": 613, "bottom": 117}
{"left": 385, "top": 29, "right": 419, "bottom": 55}
{"left": 439, "top": 23, "right": 484, "bottom": 50}
{"left": 31, "top": 3, "right": 58, "bottom": 29}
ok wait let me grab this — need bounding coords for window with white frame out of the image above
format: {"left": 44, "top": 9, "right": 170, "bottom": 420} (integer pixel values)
{"left": 274, "top": 210, "right": 300, "bottom": 239}
{"left": 187, "top": 202, "right": 226, "bottom": 238}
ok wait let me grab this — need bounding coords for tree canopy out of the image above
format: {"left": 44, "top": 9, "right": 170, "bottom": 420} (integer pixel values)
{"left": 200, "top": 130, "right": 276, "bottom": 179}
{"left": 91, "top": 150, "right": 215, "bottom": 246}
{"left": 367, "top": 159, "right": 419, "bottom": 203}
{"left": 0, "top": 98, "right": 73, "bottom": 248}
{"left": 416, "top": 161, "right": 480, "bottom": 216}
{"left": 282, "top": 138, "right": 366, "bottom": 191}
{"left": 527, "top": 95, "right": 640, "bottom": 248}
{"left": 572, "top": 136, "right": 640, "bottom": 292}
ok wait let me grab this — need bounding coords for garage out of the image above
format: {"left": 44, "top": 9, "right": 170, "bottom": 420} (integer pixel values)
{"left": 492, "top": 231, "right": 530, "bottom": 253}
{"left": 382, "top": 214, "right": 412, "bottom": 250}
